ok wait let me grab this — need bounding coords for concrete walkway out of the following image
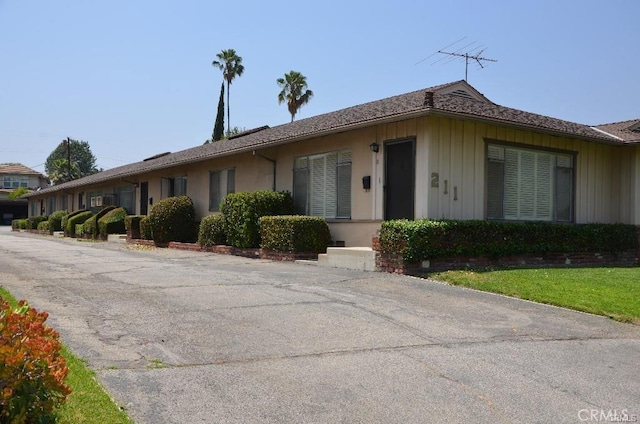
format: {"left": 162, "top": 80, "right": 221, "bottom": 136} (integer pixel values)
{"left": 1, "top": 227, "right": 638, "bottom": 423}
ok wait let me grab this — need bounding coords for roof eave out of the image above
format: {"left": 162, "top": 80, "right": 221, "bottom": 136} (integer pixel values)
{"left": 426, "top": 109, "right": 625, "bottom": 146}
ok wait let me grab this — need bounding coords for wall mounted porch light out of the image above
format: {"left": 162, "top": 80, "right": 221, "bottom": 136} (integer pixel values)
{"left": 369, "top": 142, "right": 379, "bottom": 153}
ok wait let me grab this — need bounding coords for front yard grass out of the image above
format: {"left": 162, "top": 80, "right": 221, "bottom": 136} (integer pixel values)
{"left": 426, "top": 267, "right": 640, "bottom": 324}
{"left": 0, "top": 287, "right": 132, "bottom": 423}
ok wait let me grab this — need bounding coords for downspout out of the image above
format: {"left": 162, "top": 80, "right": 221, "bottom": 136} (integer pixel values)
{"left": 252, "top": 150, "right": 277, "bottom": 191}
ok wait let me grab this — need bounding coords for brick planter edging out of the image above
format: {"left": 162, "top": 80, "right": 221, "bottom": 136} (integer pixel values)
{"left": 128, "top": 238, "right": 318, "bottom": 262}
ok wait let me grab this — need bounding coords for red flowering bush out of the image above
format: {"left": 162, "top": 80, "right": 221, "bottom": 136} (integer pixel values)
{"left": 0, "top": 299, "right": 71, "bottom": 423}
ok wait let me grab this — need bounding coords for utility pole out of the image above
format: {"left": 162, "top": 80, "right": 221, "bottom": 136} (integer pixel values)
{"left": 63, "top": 137, "right": 71, "bottom": 182}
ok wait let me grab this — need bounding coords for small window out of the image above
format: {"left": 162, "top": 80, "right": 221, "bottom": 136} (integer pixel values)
{"left": 209, "top": 168, "right": 235, "bottom": 211}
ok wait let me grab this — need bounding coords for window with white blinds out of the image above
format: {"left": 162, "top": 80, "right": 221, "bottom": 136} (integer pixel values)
{"left": 293, "top": 150, "right": 351, "bottom": 219}
{"left": 487, "top": 144, "right": 573, "bottom": 222}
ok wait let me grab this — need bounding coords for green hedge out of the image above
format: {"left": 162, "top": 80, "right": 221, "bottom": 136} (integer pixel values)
{"left": 66, "top": 211, "right": 94, "bottom": 237}
{"left": 221, "top": 191, "right": 295, "bottom": 248}
{"left": 63, "top": 210, "right": 88, "bottom": 236}
{"left": 37, "top": 220, "right": 51, "bottom": 232}
{"left": 83, "top": 206, "right": 116, "bottom": 239}
{"left": 198, "top": 214, "right": 227, "bottom": 247}
{"left": 12, "top": 219, "right": 28, "bottom": 230}
{"left": 98, "top": 207, "right": 127, "bottom": 237}
{"left": 259, "top": 215, "right": 332, "bottom": 253}
{"left": 148, "top": 196, "right": 197, "bottom": 243}
{"left": 27, "top": 215, "right": 48, "bottom": 230}
{"left": 140, "top": 216, "right": 152, "bottom": 240}
{"left": 125, "top": 215, "right": 145, "bottom": 232}
{"left": 379, "top": 220, "right": 640, "bottom": 263}
{"left": 48, "top": 210, "right": 68, "bottom": 232}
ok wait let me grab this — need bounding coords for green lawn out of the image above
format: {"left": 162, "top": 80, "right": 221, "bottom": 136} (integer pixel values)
{"left": 0, "top": 287, "right": 132, "bottom": 423}
{"left": 427, "top": 267, "right": 640, "bottom": 323}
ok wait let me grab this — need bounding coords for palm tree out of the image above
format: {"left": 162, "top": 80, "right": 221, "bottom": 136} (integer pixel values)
{"left": 212, "top": 49, "right": 244, "bottom": 134}
{"left": 277, "top": 71, "right": 314, "bottom": 122}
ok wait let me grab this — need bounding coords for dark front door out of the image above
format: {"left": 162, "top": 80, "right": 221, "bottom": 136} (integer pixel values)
{"left": 140, "top": 182, "right": 149, "bottom": 215}
{"left": 384, "top": 138, "right": 415, "bottom": 220}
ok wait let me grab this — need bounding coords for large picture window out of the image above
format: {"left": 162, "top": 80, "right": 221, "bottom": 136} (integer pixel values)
{"left": 209, "top": 168, "right": 235, "bottom": 211}
{"left": 293, "top": 150, "right": 351, "bottom": 219}
{"left": 487, "top": 143, "right": 573, "bottom": 222}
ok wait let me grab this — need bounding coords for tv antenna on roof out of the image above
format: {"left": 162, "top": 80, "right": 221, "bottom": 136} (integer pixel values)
{"left": 417, "top": 37, "right": 497, "bottom": 81}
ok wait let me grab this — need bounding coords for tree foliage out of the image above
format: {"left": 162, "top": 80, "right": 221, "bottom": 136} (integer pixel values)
{"left": 277, "top": 70, "right": 314, "bottom": 122}
{"left": 212, "top": 48, "right": 244, "bottom": 134}
{"left": 8, "top": 187, "right": 29, "bottom": 199}
{"left": 212, "top": 81, "right": 225, "bottom": 142}
{"left": 45, "top": 139, "right": 98, "bottom": 184}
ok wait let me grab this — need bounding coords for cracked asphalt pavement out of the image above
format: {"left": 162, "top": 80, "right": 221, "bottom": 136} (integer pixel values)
{"left": 1, "top": 227, "right": 638, "bottom": 423}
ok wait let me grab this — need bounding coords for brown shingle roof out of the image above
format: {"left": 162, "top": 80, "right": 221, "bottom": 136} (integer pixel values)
{"left": 29, "top": 80, "right": 628, "bottom": 196}
{"left": 0, "top": 163, "right": 45, "bottom": 176}
{"left": 593, "top": 119, "right": 640, "bottom": 142}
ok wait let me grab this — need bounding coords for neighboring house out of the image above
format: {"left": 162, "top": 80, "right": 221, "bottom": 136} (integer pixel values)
{"left": 24, "top": 80, "right": 640, "bottom": 246}
{"left": 0, "top": 164, "right": 49, "bottom": 224}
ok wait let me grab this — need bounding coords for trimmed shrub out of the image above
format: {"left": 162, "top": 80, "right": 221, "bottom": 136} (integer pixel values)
{"left": 140, "top": 216, "right": 152, "bottom": 240}
{"left": 37, "top": 220, "right": 51, "bottom": 232}
{"left": 47, "top": 210, "right": 68, "bottom": 232}
{"left": 125, "top": 215, "right": 145, "bottom": 232}
{"left": 18, "top": 219, "right": 29, "bottom": 230}
{"left": 62, "top": 210, "right": 88, "bottom": 236}
{"left": 83, "top": 206, "right": 116, "bottom": 239}
{"left": 11, "top": 220, "right": 20, "bottom": 230}
{"left": 379, "top": 220, "right": 640, "bottom": 263}
{"left": 27, "top": 215, "right": 48, "bottom": 230}
{"left": 147, "top": 196, "right": 197, "bottom": 244}
{"left": 221, "top": 191, "right": 295, "bottom": 248}
{"left": 0, "top": 299, "right": 71, "bottom": 422}
{"left": 260, "top": 215, "right": 332, "bottom": 253}
{"left": 66, "top": 211, "right": 93, "bottom": 237}
{"left": 98, "top": 207, "right": 127, "bottom": 238}
{"left": 198, "top": 214, "right": 227, "bottom": 247}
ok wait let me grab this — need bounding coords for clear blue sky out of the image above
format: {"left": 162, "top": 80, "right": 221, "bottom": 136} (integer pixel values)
{"left": 1, "top": 0, "right": 638, "bottom": 174}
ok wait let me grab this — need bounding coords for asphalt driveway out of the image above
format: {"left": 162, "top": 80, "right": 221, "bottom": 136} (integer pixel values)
{"left": 1, "top": 227, "right": 638, "bottom": 423}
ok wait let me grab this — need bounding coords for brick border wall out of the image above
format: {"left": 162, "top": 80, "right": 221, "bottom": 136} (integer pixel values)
{"left": 373, "top": 228, "right": 640, "bottom": 274}
{"left": 128, "top": 238, "right": 318, "bottom": 262}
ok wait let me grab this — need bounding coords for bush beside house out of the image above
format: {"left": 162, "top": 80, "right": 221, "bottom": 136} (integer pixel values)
{"left": 66, "top": 211, "right": 93, "bottom": 237}
{"left": 82, "top": 206, "right": 116, "bottom": 239}
{"left": 198, "top": 214, "right": 226, "bottom": 247}
{"left": 221, "top": 191, "right": 295, "bottom": 248}
{"left": 125, "top": 215, "right": 145, "bottom": 239}
{"left": 47, "top": 210, "right": 68, "bottom": 232}
{"left": 147, "top": 196, "right": 197, "bottom": 244}
{"left": 98, "top": 207, "right": 127, "bottom": 238}
{"left": 377, "top": 219, "right": 640, "bottom": 273}
{"left": 259, "top": 215, "right": 331, "bottom": 254}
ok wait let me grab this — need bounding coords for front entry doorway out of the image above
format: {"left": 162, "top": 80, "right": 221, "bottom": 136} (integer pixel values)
{"left": 384, "top": 138, "right": 415, "bottom": 220}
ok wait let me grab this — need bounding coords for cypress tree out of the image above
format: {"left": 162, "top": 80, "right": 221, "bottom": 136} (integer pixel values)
{"left": 212, "top": 82, "right": 225, "bottom": 141}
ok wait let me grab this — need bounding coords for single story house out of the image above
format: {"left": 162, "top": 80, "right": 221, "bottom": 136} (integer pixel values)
{"left": 25, "top": 80, "right": 640, "bottom": 246}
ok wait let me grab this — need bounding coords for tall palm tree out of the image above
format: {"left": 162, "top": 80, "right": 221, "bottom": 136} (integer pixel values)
{"left": 277, "top": 71, "right": 313, "bottom": 122}
{"left": 212, "top": 49, "right": 244, "bottom": 133}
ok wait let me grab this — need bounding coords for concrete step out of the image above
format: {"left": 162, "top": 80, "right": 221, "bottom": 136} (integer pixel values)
{"left": 317, "top": 247, "right": 376, "bottom": 272}
{"left": 107, "top": 234, "right": 128, "bottom": 244}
